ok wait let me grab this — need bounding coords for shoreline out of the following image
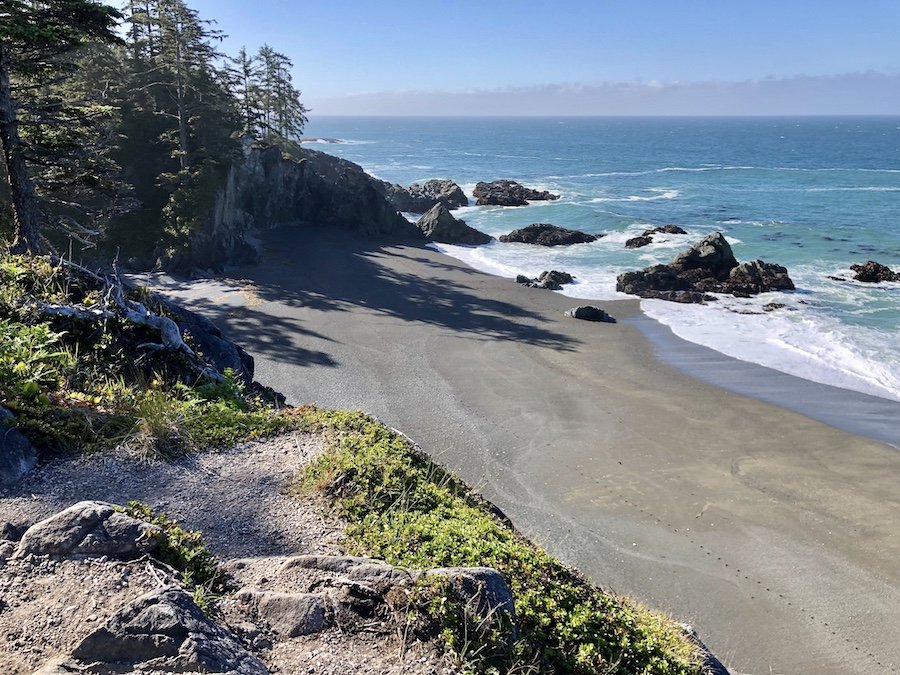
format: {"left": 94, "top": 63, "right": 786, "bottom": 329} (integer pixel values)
{"left": 140, "top": 226, "right": 900, "bottom": 675}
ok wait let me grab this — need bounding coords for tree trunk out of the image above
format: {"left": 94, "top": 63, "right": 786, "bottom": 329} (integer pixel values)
{"left": 0, "top": 42, "right": 43, "bottom": 253}
{"left": 174, "top": 21, "right": 189, "bottom": 171}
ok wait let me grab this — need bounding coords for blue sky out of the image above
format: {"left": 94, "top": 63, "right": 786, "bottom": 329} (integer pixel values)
{"left": 190, "top": 0, "right": 900, "bottom": 115}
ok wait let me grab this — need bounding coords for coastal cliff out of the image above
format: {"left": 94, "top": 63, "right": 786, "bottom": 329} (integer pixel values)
{"left": 185, "top": 143, "right": 423, "bottom": 272}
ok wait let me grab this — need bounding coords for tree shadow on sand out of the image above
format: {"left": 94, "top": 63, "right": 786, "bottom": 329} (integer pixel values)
{"left": 149, "top": 233, "right": 581, "bottom": 369}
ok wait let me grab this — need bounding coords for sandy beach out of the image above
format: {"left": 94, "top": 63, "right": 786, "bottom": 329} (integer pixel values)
{"left": 144, "top": 226, "right": 900, "bottom": 675}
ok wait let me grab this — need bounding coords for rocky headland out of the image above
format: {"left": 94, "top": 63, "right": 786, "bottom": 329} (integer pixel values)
{"left": 617, "top": 232, "right": 795, "bottom": 303}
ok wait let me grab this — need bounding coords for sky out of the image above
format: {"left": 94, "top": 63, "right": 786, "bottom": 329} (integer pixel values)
{"left": 189, "top": 0, "right": 900, "bottom": 116}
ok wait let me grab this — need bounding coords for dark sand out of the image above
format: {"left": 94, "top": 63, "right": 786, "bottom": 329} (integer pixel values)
{"left": 143, "top": 228, "right": 900, "bottom": 675}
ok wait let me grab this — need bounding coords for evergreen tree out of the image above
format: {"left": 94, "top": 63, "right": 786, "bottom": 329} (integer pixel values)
{"left": 256, "top": 44, "right": 309, "bottom": 143}
{"left": 0, "top": 0, "right": 121, "bottom": 253}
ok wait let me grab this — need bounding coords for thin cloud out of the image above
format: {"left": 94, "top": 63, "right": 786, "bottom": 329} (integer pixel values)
{"left": 308, "top": 72, "right": 900, "bottom": 116}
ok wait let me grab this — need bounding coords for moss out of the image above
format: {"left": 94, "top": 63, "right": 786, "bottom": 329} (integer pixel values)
{"left": 296, "top": 409, "right": 703, "bottom": 675}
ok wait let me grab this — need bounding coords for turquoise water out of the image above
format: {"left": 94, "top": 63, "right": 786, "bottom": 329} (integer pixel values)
{"left": 302, "top": 117, "right": 900, "bottom": 401}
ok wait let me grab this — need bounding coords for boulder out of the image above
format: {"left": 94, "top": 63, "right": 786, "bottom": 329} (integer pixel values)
{"left": 670, "top": 232, "right": 738, "bottom": 279}
{"left": 0, "top": 407, "right": 37, "bottom": 487}
{"left": 565, "top": 306, "right": 616, "bottom": 323}
{"left": 383, "top": 179, "right": 468, "bottom": 212}
{"left": 69, "top": 587, "right": 267, "bottom": 674}
{"left": 416, "top": 203, "right": 492, "bottom": 245}
{"left": 625, "top": 235, "right": 653, "bottom": 249}
{"left": 473, "top": 180, "right": 560, "bottom": 206}
{"left": 236, "top": 589, "right": 328, "bottom": 638}
{"left": 515, "top": 270, "right": 574, "bottom": 290}
{"left": 850, "top": 260, "right": 900, "bottom": 283}
{"left": 15, "top": 501, "right": 160, "bottom": 559}
{"left": 617, "top": 232, "right": 793, "bottom": 304}
{"left": 499, "top": 224, "right": 598, "bottom": 247}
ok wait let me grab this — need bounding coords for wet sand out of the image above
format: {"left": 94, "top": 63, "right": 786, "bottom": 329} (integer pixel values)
{"left": 144, "top": 227, "right": 900, "bottom": 675}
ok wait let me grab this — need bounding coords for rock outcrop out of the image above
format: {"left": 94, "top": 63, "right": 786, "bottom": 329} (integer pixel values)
{"left": 15, "top": 501, "right": 160, "bottom": 559}
{"left": 0, "top": 407, "right": 36, "bottom": 487}
{"left": 617, "top": 232, "right": 795, "bottom": 303}
{"left": 499, "top": 223, "right": 599, "bottom": 247}
{"left": 185, "top": 142, "right": 422, "bottom": 273}
{"left": 415, "top": 203, "right": 492, "bottom": 245}
{"left": 473, "top": 180, "right": 560, "bottom": 206}
{"left": 64, "top": 587, "right": 267, "bottom": 675}
{"left": 516, "top": 270, "right": 575, "bottom": 290}
{"left": 381, "top": 179, "right": 468, "bottom": 212}
{"left": 565, "top": 306, "right": 616, "bottom": 323}
{"left": 850, "top": 260, "right": 900, "bottom": 283}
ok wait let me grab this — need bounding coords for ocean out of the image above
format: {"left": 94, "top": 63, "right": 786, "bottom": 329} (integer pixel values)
{"left": 301, "top": 116, "right": 900, "bottom": 403}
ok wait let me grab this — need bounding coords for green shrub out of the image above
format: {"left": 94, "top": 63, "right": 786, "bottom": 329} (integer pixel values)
{"left": 299, "top": 410, "right": 702, "bottom": 675}
{"left": 118, "top": 501, "right": 225, "bottom": 596}
{"left": 0, "top": 320, "right": 73, "bottom": 403}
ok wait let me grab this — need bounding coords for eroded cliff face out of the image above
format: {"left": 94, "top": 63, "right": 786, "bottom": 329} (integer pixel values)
{"left": 188, "top": 143, "right": 421, "bottom": 272}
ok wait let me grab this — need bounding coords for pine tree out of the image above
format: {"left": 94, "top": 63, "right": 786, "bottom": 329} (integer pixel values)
{"left": 256, "top": 44, "right": 309, "bottom": 143}
{"left": 0, "top": 0, "right": 122, "bottom": 253}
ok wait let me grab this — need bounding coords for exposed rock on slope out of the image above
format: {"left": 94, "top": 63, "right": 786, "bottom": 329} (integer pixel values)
{"left": 617, "top": 232, "right": 795, "bottom": 303}
{"left": 500, "top": 223, "right": 598, "bottom": 246}
{"left": 381, "top": 179, "right": 468, "bottom": 212}
{"left": 416, "top": 204, "right": 492, "bottom": 245}
{"left": 473, "top": 180, "right": 560, "bottom": 206}
{"left": 187, "top": 143, "right": 422, "bottom": 273}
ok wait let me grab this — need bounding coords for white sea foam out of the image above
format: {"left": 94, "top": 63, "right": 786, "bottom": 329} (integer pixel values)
{"left": 642, "top": 296, "right": 900, "bottom": 402}
{"left": 589, "top": 189, "right": 680, "bottom": 203}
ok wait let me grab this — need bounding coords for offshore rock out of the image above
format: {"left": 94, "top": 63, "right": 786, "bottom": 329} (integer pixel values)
{"left": 625, "top": 235, "right": 653, "bottom": 249}
{"left": 473, "top": 180, "right": 560, "bottom": 206}
{"left": 382, "top": 179, "right": 468, "bottom": 212}
{"left": 616, "top": 232, "right": 793, "bottom": 303}
{"left": 642, "top": 224, "right": 688, "bottom": 236}
{"left": 499, "top": 223, "right": 598, "bottom": 247}
{"left": 850, "top": 260, "right": 900, "bottom": 283}
{"left": 416, "top": 203, "right": 492, "bottom": 245}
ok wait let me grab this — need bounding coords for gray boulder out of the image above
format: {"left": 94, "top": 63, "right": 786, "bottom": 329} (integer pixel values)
{"left": 473, "top": 180, "right": 560, "bottom": 206}
{"left": 237, "top": 589, "right": 328, "bottom": 638}
{"left": 670, "top": 232, "right": 738, "bottom": 279}
{"left": 499, "top": 223, "right": 599, "bottom": 247}
{"left": 416, "top": 203, "right": 492, "bottom": 245}
{"left": 516, "top": 270, "right": 575, "bottom": 290}
{"left": 565, "top": 306, "right": 616, "bottom": 323}
{"left": 0, "top": 407, "right": 36, "bottom": 487}
{"left": 70, "top": 587, "right": 267, "bottom": 674}
{"left": 16, "top": 501, "right": 160, "bottom": 559}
